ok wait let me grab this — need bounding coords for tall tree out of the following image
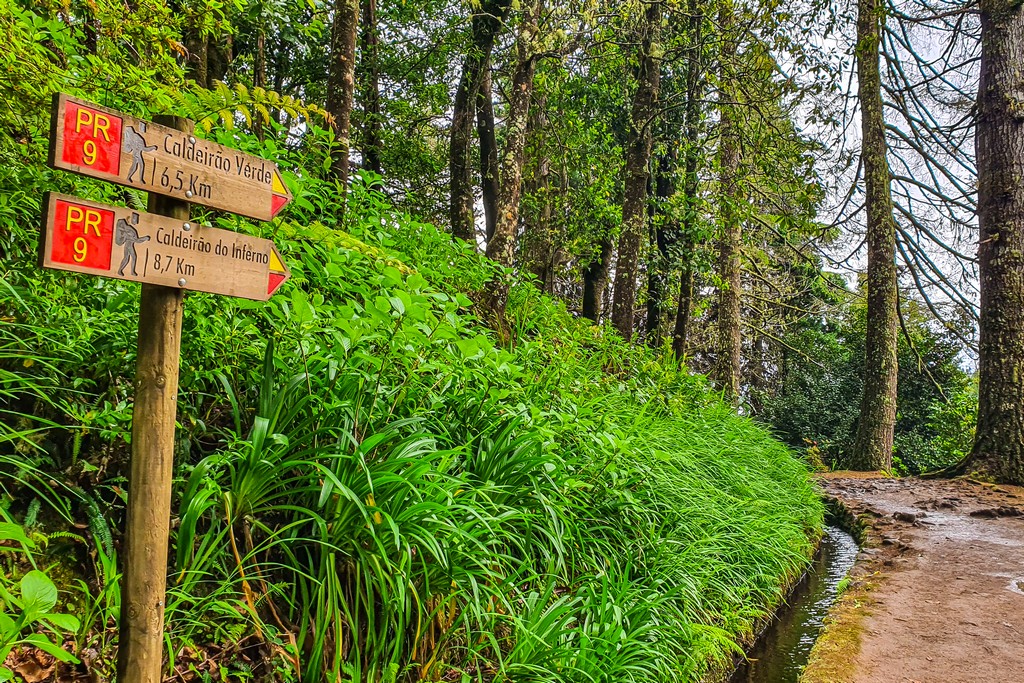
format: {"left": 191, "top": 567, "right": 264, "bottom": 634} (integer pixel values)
{"left": 583, "top": 233, "right": 615, "bottom": 321}
{"left": 484, "top": 0, "right": 544, "bottom": 321}
{"left": 487, "top": 0, "right": 543, "bottom": 267}
{"left": 449, "top": 0, "right": 512, "bottom": 243}
{"left": 522, "top": 97, "right": 556, "bottom": 291}
{"left": 327, "top": 0, "right": 360, "bottom": 187}
{"left": 715, "top": 0, "right": 742, "bottom": 404}
{"left": 963, "top": 0, "right": 1024, "bottom": 484}
{"left": 672, "top": 0, "right": 705, "bottom": 359}
{"left": 611, "top": 0, "right": 662, "bottom": 340}
{"left": 645, "top": 151, "right": 677, "bottom": 344}
{"left": 358, "top": 0, "right": 382, "bottom": 175}
{"left": 850, "top": 0, "right": 898, "bottom": 470}
{"left": 478, "top": 65, "right": 500, "bottom": 241}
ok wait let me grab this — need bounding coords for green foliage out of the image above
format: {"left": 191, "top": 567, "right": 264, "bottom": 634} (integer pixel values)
{"left": 759, "top": 294, "right": 976, "bottom": 474}
{"left": 0, "top": 523, "right": 80, "bottom": 679}
{"left": 1, "top": 160, "right": 824, "bottom": 680}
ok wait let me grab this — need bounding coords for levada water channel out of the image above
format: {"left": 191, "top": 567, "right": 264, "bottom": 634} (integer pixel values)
{"left": 731, "top": 526, "right": 859, "bottom": 683}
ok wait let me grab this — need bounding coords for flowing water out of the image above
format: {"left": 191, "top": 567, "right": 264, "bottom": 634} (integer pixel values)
{"left": 730, "top": 526, "right": 859, "bottom": 683}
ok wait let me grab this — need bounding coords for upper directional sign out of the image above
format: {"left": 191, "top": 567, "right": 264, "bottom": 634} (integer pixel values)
{"left": 39, "top": 193, "right": 290, "bottom": 300}
{"left": 47, "top": 93, "right": 292, "bottom": 221}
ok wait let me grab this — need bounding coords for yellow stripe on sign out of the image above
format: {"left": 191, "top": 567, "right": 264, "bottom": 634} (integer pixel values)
{"left": 268, "top": 248, "right": 286, "bottom": 273}
{"left": 272, "top": 170, "right": 287, "bottom": 195}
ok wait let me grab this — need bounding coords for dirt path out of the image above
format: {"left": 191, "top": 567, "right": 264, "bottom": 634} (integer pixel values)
{"left": 807, "top": 474, "right": 1024, "bottom": 683}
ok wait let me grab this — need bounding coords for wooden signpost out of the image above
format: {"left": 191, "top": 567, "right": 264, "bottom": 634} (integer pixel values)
{"left": 42, "top": 97, "right": 294, "bottom": 683}
{"left": 40, "top": 193, "right": 290, "bottom": 300}
{"left": 48, "top": 93, "right": 292, "bottom": 221}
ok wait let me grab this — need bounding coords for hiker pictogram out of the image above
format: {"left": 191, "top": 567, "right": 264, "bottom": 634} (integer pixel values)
{"left": 123, "top": 123, "right": 157, "bottom": 183}
{"left": 116, "top": 212, "right": 150, "bottom": 276}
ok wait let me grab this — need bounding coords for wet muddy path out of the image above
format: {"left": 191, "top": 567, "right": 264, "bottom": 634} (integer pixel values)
{"left": 811, "top": 474, "right": 1024, "bottom": 683}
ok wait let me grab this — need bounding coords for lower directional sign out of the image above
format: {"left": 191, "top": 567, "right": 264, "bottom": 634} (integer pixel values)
{"left": 39, "top": 193, "right": 290, "bottom": 300}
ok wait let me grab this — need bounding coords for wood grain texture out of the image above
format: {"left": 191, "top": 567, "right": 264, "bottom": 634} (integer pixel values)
{"left": 115, "top": 115, "right": 192, "bottom": 683}
{"left": 40, "top": 192, "right": 289, "bottom": 300}
{"left": 48, "top": 93, "right": 291, "bottom": 221}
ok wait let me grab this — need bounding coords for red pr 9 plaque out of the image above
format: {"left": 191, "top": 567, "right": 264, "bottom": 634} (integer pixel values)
{"left": 60, "top": 100, "right": 123, "bottom": 176}
{"left": 49, "top": 198, "right": 115, "bottom": 270}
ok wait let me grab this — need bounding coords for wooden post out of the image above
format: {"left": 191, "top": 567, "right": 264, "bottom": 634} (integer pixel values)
{"left": 116, "top": 115, "right": 192, "bottom": 683}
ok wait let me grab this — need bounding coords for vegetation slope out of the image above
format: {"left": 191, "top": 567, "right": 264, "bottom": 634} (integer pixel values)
{"left": 0, "top": 5, "right": 822, "bottom": 681}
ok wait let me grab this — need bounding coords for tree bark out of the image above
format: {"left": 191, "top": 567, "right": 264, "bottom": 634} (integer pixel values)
{"left": 671, "top": 0, "right": 704, "bottom": 360}
{"left": 611, "top": 1, "right": 661, "bottom": 341}
{"left": 523, "top": 97, "right": 554, "bottom": 291}
{"left": 359, "top": 0, "right": 382, "bottom": 175}
{"left": 486, "top": 0, "right": 541, "bottom": 268}
{"left": 673, "top": 266, "right": 695, "bottom": 357}
{"left": 449, "top": 0, "right": 512, "bottom": 244}
{"left": 478, "top": 64, "right": 499, "bottom": 242}
{"left": 645, "top": 152, "right": 675, "bottom": 345}
{"left": 583, "top": 233, "right": 615, "bottom": 322}
{"left": 964, "top": 0, "right": 1024, "bottom": 484}
{"left": 183, "top": 27, "right": 208, "bottom": 86}
{"left": 254, "top": 30, "right": 267, "bottom": 89}
{"left": 327, "top": 0, "right": 360, "bottom": 188}
{"left": 254, "top": 20, "right": 267, "bottom": 139}
{"left": 716, "top": 0, "right": 742, "bottom": 405}
{"left": 483, "top": 0, "right": 542, "bottom": 323}
{"left": 851, "top": 0, "right": 898, "bottom": 470}
{"left": 84, "top": 14, "right": 99, "bottom": 55}
{"left": 207, "top": 34, "right": 231, "bottom": 85}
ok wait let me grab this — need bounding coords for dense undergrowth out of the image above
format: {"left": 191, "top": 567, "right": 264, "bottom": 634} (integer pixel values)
{"left": 2, "top": 171, "right": 824, "bottom": 681}
{"left": 0, "top": 5, "right": 823, "bottom": 680}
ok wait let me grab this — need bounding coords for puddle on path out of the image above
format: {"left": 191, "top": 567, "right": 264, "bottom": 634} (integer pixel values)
{"left": 731, "top": 526, "right": 859, "bottom": 683}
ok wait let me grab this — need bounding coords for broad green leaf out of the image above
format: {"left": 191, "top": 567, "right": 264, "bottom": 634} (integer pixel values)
{"left": 20, "top": 570, "right": 57, "bottom": 619}
{"left": 42, "top": 612, "right": 80, "bottom": 632}
{"left": 22, "top": 634, "right": 78, "bottom": 663}
{"left": 0, "top": 523, "right": 32, "bottom": 547}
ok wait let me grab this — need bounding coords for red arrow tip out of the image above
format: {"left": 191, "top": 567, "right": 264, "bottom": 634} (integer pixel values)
{"left": 271, "top": 194, "right": 289, "bottom": 217}
{"left": 268, "top": 271, "right": 287, "bottom": 296}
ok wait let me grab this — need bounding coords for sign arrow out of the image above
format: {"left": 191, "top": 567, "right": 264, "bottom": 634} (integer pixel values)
{"left": 48, "top": 94, "right": 292, "bottom": 221}
{"left": 39, "top": 193, "right": 290, "bottom": 301}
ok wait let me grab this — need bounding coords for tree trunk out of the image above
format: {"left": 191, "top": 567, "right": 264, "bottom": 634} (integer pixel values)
{"left": 523, "top": 97, "right": 554, "bottom": 290}
{"left": 449, "top": 0, "right": 512, "bottom": 244}
{"left": 84, "top": 15, "right": 99, "bottom": 54}
{"left": 611, "top": 1, "right": 662, "bottom": 341}
{"left": 716, "top": 1, "right": 742, "bottom": 405}
{"left": 207, "top": 34, "right": 231, "bottom": 85}
{"left": 851, "top": 0, "right": 898, "bottom": 470}
{"left": 273, "top": 38, "right": 285, "bottom": 92}
{"left": 583, "top": 233, "right": 614, "bottom": 322}
{"left": 486, "top": 0, "right": 541, "bottom": 269}
{"left": 671, "top": 0, "right": 704, "bottom": 360}
{"left": 254, "top": 22, "right": 267, "bottom": 139}
{"left": 964, "top": 0, "right": 1024, "bottom": 484}
{"left": 673, "top": 267, "right": 695, "bottom": 357}
{"left": 254, "top": 30, "right": 267, "bottom": 89}
{"left": 645, "top": 152, "right": 675, "bottom": 345}
{"left": 478, "top": 64, "right": 499, "bottom": 242}
{"left": 483, "top": 0, "right": 542, "bottom": 323}
{"left": 183, "top": 27, "right": 208, "bottom": 86}
{"left": 359, "top": 0, "right": 382, "bottom": 175}
{"left": 327, "top": 0, "right": 359, "bottom": 188}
